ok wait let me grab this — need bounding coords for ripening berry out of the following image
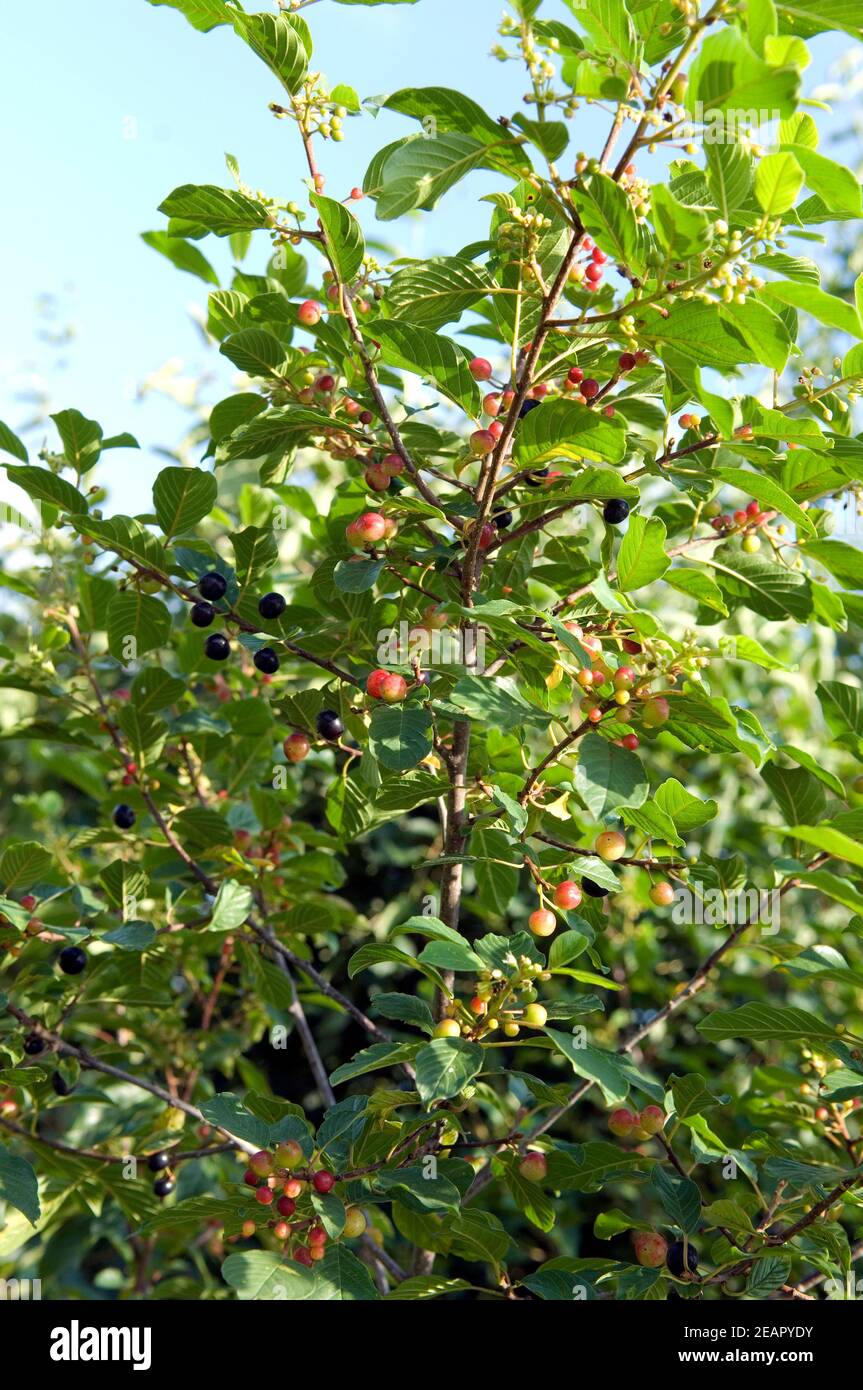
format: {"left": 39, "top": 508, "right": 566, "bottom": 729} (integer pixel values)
{"left": 380, "top": 452, "right": 404, "bottom": 476}
{"left": 470, "top": 429, "right": 496, "bottom": 455}
{"left": 576, "top": 667, "right": 595, "bottom": 689}
{"left": 274, "top": 1140, "right": 303, "bottom": 1170}
{"left": 639, "top": 1105, "right": 666, "bottom": 1135}
{"left": 613, "top": 690, "right": 630, "bottom": 707}
{"left": 554, "top": 880, "right": 582, "bottom": 911}
{"left": 613, "top": 666, "right": 636, "bottom": 690}
{"left": 241, "top": 1219, "right": 256, "bottom": 1238}
{"left": 255, "top": 1186, "right": 274, "bottom": 1206}
{"left": 243, "top": 1169, "right": 259, "bottom": 1188}
{"left": 642, "top": 696, "right": 670, "bottom": 728}
{"left": 277, "top": 1196, "right": 297, "bottom": 1218}
{"left": 528, "top": 909, "right": 556, "bottom": 938}
{"left": 519, "top": 1152, "right": 548, "bottom": 1183}
{"left": 595, "top": 831, "right": 626, "bottom": 861}
{"left": 295, "top": 1247, "right": 313, "bottom": 1267}
{"left": 568, "top": 366, "right": 584, "bottom": 384}
{"left": 365, "top": 464, "right": 391, "bottom": 492}
{"left": 469, "top": 357, "right": 493, "bottom": 381}
{"left": 308, "top": 1224, "right": 328, "bottom": 1247}
{"left": 483, "top": 393, "right": 501, "bottom": 417}
{"left": 587, "top": 707, "right": 603, "bottom": 724}
{"left": 312, "top": 1170, "right": 336, "bottom": 1194}
{"left": 273, "top": 1220, "right": 291, "bottom": 1240}
{"left": 618, "top": 352, "right": 636, "bottom": 371}
{"left": 249, "top": 1150, "right": 273, "bottom": 1178}
{"left": 283, "top": 733, "right": 310, "bottom": 764}
{"left": 379, "top": 673, "right": 408, "bottom": 704}
{"left": 469, "top": 995, "right": 487, "bottom": 1016}
{"left": 422, "top": 603, "right": 448, "bottom": 630}
{"left": 608, "top": 1108, "right": 639, "bottom": 1138}
{"left": 346, "top": 512, "right": 387, "bottom": 548}
{"left": 633, "top": 1231, "right": 668, "bottom": 1268}
{"left": 522, "top": 1003, "right": 547, "bottom": 1028}
{"left": 581, "top": 378, "right": 599, "bottom": 399}
{"left": 742, "top": 534, "right": 761, "bottom": 553}
{"left": 622, "top": 734, "right": 639, "bottom": 750}
{"left": 434, "top": 1018, "right": 461, "bottom": 1038}
{"left": 343, "top": 1206, "right": 367, "bottom": 1238}
{"left": 297, "top": 299, "right": 322, "bottom": 326}
{"left": 366, "top": 669, "right": 391, "bottom": 699}
{"left": 649, "top": 881, "right": 674, "bottom": 907}
{"left": 284, "top": 1179, "right": 303, "bottom": 1199}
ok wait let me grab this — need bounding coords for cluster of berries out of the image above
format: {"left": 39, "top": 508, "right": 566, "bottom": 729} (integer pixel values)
{"left": 239, "top": 1144, "right": 366, "bottom": 1265}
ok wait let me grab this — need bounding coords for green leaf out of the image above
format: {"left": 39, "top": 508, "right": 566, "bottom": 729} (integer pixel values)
{"left": 687, "top": 27, "right": 800, "bottom": 118}
{"left": 231, "top": 11, "right": 309, "bottom": 95}
{"left": 0, "top": 1145, "right": 40, "bottom": 1226}
{"left": 159, "top": 184, "right": 271, "bottom": 237}
{"left": 329, "top": 1041, "right": 420, "bottom": 1084}
{"left": 513, "top": 399, "right": 627, "bottom": 468}
{"left": 781, "top": 145, "right": 862, "bottom": 216}
{"left": 141, "top": 230, "right": 220, "bottom": 285}
{"left": 696, "top": 1003, "right": 838, "bottom": 1043}
{"left": 147, "top": 0, "right": 235, "bottom": 32}
{"left": 574, "top": 732, "right": 648, "bottom": 818}
{"left": 784, "top": 824, "right": 863, "bottom": 869}
{"left": 5, "top": 465, "right": 87, "bottom": 516}
{"left": 671, "top": 1074, "right": 726, "bottom": 1120}
{"left": 366, "top": 320, "right": 480, "bottom": 417}
{"left": 616, "top": 515, "right": 669, "bottom": 591}
{"left": 654, "top": 779, "right": 718, "bottom": 833}
{"left": 755, "top": 151, "right": 804, "bottom": 215}
{"left": 106, "top": 591, "right": 172, "bottom": 662}
{"left": 418, "top": 939, "right": 485, "bottom": 973}
{"left": 650, "top": 183, "right": 710, "bottom": 258}
{"left": 0, "top": 841, "right": 53, "bottom": 893}
{"left": 385, "top": 1276, "right": 472, "bottom": 1300}
{"left": 220, "top": 330, "right": 289, "bottom": 379}
{"left": 414, "top": 1038, "right": 483, "bottom": 1104}
{"left": 544, "top": 1029, "right": 632, "bottom": 1105}
{"left": 760, "top": 280, "right": 863, "bottom": 338}
{"left": 310, "top": 193, "right": 365, "bottom": 281}
{"left": 650, "top": 1165, "right": 701, "bottom": 1235}
{"left": 573, "top": 172, "right": 644, "bottom": 275}
{"left": 369, "top": 992, "right": 435, "bottom": 1035}
{"left": 368, "top": 705, "right": 433, "bottom": 772}
{"left": 762, "top": 762, "right": 826, "bottom": 826}
{"left": 311, "top": 1244, "right": 380, "bottom": 1300}
{"left": 706, "top": 141, "right": 754, "bottom": 220}
{"left": 448, "top": 676, "right": 548, "bottom": 732}
{"left": 222, "top": 1251, "right": 313, "bottom": 1300}
{"left": 564, "top": 0, "right": 640, "bottom": 65}
{"left": 153, "top": 467, "right": 217, "bottom": 537}
{"left": 210, "top": 880, "right": 254, "bottom": 932}
{"left": 715, "top": 468, "right": 816, "bottom": 538}
{"left": 375, "top": 132, "right": 489, "bottom": 220}
{"left": 50, "top": 409, "right": 104, "bottom": 472}
{"left": 376, "top": 87, "right": 526, "bottom": 178}
{"left": 386, "top": 257, "right": 491, "bottom": 328}
{"left": 746, "top": 1256, "right": 791, "bottom": 1296}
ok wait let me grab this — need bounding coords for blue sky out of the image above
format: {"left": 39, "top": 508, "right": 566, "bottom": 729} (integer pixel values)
{"left": 0, "top": 1, "right": 850, "bottom": 519}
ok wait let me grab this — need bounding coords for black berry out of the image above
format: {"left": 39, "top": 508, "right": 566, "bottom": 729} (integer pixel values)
{"left": 493, "top": 510, "right": 513, "bottom": 530}
{"left": 147, "top": 1150, "right": 172, "bottom": 1172}
{"left": 153, "top": 1176, "right": 175, "bottom": 1199}
{"left": 316, "top": 710, "right": 344, "bottom": 741}
{"left": 204, "top": 633, "right": 230, "bottom": 661}
{"left": 666, "top": 1239, "right": 698, "bottom": 1277}
{"left": 258, "top": 592, "right": 286, "bottom": 620}
{"left": 190, "top": 600, "right": 215, "bottom": 628}
{"left": 113, "top": 804, "right": 136, "bottom": 830}
{"left": 518, "top": 398, "right": 541, "bottom": 420}
{"left": 199, "top": 571, "right": 227, "bottom": 601}
{"left": 581, "top": 877, "right": 609, "bottom": 898}
{"left": 58, "top": 946, "right": 87, "bottom": 976}
{"left": 603, "top": 498, "right": 630, "bottom": 525}
{"left": 51, "top": 1071, "right": 73, "bottom": 1097}
{"left": 254, "top": 647, "right": 280, "bottom": 674}
{"left": 525, "top": 468, "right": 549, "bottom": 489}
{"left": 23, "top": 1034, "right": 45, "bottom": 1055}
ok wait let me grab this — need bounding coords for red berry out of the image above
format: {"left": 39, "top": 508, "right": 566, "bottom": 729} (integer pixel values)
{"left": 255, "top": 1186, "right": 274, "bottom": 1205}
{"left": 746, "top": 499, "right": 761, "bottom": 517}
{"left": 488, "top": 420, "right": 503, "bottom": 440}
{"left": 359, "top": 410, "right": 374, "bottom": 425}
{"left": 634, "top": 1232, "right": 668, "bottom": 1268}
{"left": 308, "top": 1224, "right": 327, "bottom": 1246}
{"left": 587, "top": 707, "right": 603, "bottom": 724}
{"left": 379, "top": 673, "right": 408, "bottom": 704}
{"left": 582, "top": 236, "right": 593, "bottom": 250}
{"left": 585, "top": 263, "right": 603, "bottom": 283}
{"left": 591, "top": 247, "right": 607, "bottom": 264}
{"left": 531, "top": 381, "right": 549, "bottom": 398}
{"left": 733, "top": 509, "right": 748, "bottom": 526}
{"left": 277, "top": 1196, "right": 296, "bottom": 1218}
{"left": 603, "top": 404, "right": 615, "bottom": 417}
{"left": 469, "top": 357, "right": 493, "bottom": 381}
{"left": 244, "top": 1169, "right": 259, "bottom": 1188}
{"left": 249, "top": 1150, "right": 273, "bottom": 1177}
{"left": 554, "top": 880, "right": 582, "bottom": 911}
{"left": 608, "top": 1107, "right": 639, "bottom": 1138}
{"left": 297, "top": 299, "right": 322, "bottom": 327}
{"left": 519, "top": 1152, "right": 548, "bottom": 1183}
{"left": 469, "top": 995, "right": 487, "bottom": 1016}
{"left": 20, "top": 895, "right": 37, "bottom": 911}
{"left": 366, "top": 669, "right": 391, "bottom": 699}
{"left": 346, "top": 512, "right": 387, "bottom": 548}
{"left": 313, "top": 1170, "right": 336, "bottom": 1194}
{"left": 283, "top": 733, "right": 310, "bottom": 763}
{"left": 568, "top": 366, "right": 584, "bottom": 384}
{"left": 618, "top": 352, "right": 636, "bottom": 371}
{"left": 364, "top": 464, "right": 391, "bottom": 492}
{"left": 317, "top": 374, "right": 335, "bottom": 392}
{"left": 470, "top": 429, "right": 496, "bottom": 455}
{"left": 295, "top": 1247, "right": 313, "bottom": 1267}
{"left": 622, "top": 733, "right": 639, "bottom": 751}
{"left": 581, "top": 378, "right": 599, "bottom": 399}
{"left": 380, "top": 452, "right": 404, "bottom": 476}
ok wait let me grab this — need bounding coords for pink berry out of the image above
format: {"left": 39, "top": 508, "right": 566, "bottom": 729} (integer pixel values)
{"left": 553, "top": 880, "right": 582, "bottom": 911}
{"left": 470, "top": 429, "right": 496, "bottom": 455}
{"left": 346, "top": 512, "right": 387, "bottom": 548}
{"left": 469, "top": 357, "right": 493, "bottom": 382}
{"left": 297, "top": 300, "right": 322, "bottom": 327}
